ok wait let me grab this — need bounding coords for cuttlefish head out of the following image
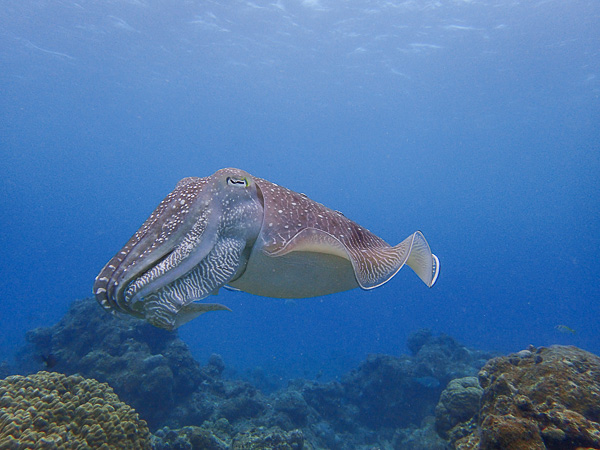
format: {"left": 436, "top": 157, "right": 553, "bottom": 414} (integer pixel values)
{"left": 93, "top": 168, "right": 264, "bottom": 330}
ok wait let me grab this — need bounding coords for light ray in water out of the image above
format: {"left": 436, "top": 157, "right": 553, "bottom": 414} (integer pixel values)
{"left": 18, "top": 38, "right": 75, "bottom": 60}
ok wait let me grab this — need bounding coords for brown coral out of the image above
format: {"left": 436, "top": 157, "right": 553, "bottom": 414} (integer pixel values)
{"left": 0, "top": 371, "right": 151, "bottom": 449}
{"left": 231, "top": 426, "right": 304, "bottom": 449}
{"left": 455, "top": 345, "right": 600, "bottom": 450}
{"left": 435, "top": 376, "right": 483, "bottom": 439}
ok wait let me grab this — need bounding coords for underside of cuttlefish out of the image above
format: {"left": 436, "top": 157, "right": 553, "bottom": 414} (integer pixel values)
{"left": 93, "top": 168, "right": 439, "bottom": 330}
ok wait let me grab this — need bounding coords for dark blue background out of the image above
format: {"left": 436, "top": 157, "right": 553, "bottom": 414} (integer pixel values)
{"left": 1, "top": 0, "right": 598, "bottom": 379}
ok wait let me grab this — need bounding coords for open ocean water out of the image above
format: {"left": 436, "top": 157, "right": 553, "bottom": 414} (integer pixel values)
{"left": 0, "top": 0, "right": 598, "bottom": 382}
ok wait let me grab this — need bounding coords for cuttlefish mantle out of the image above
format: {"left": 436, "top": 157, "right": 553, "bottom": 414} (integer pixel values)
{"left": 93, "top": 168, "right": 439, "bottom": 330}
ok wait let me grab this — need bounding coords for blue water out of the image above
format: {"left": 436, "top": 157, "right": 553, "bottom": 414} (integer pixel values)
{"left": 1, "top": 0, "right": 598, "bottom": 380}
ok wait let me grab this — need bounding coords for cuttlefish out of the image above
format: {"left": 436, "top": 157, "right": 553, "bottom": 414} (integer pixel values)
{"left": 94, "top": 168, "right": 439, "bottom": 330}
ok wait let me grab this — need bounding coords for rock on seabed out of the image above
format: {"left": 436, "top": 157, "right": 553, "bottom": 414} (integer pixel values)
{"left": 456, "top": 345, "right": 600, "bottom": 450}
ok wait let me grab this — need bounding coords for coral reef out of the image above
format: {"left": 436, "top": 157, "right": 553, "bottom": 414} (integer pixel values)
{"left": 0, "top": 371, "right": 150, "bottom": 449}
{"left": 435, "top": 376, "right": 482, "bottom": 441}
{"left": 231, "top": 426, "right": 304, "bottom": 449}
{"left": 335, "top": 330, "right": 492, "bottom": 431}
{"left": 151, "top": 425, "right": 229, "bottom": 449}
{"left": 392, "top": 417, "right": 450, "bottom": 450}
{"left": 19, "top": 298, "right": 205, "bottom": 429}
{"left": 153, "top": 330, "right": 491, "bottom": 448}
{"left": 11, "top": 299, "right": 600, "bottom": 449}
{"left": 455, "top": 345, "right": 600, "bottom": 450}
{"left": 151, "top": 424, "right": 304, "bottom": 450}
{"left": 0, "top": 361, "right": 11, "bottom": 379}
{"left": 17, "top": 298, "right": 499, "bottom": 448}
{"left": 407, "top": 329, "right": 491, "bottom": 384}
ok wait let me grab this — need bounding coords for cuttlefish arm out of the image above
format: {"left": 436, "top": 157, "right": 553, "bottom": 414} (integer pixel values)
{"left": 93, "top": 169, "right": 263, "bottom": 330}
{"left": 138, "top": 236, "right": 248, "bottom": 329}
{"left": 94, "top": 177, "right": 211, "bottom": 315}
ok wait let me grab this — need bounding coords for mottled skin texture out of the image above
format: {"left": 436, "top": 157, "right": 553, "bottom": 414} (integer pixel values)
{"left": 94, "top": 168, "right": 439, "bottom": 330}
{"left": 455, "top": 346, "right": 600, "bottom": 450}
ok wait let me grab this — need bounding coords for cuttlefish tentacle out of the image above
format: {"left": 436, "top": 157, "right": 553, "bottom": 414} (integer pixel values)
{"left": 94, "top": 168, "right": 439, "bottom": 330}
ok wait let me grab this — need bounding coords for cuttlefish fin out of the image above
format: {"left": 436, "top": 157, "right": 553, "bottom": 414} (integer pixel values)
{"left": 339, "top": 231, "right": 437, "bottom": 290}
{"left": 173, "top": 302, "right": 231, "bottom": 329}
{"left": 402, "top": 231, "right": 440, "bottom": 288}
{"left": 223, "top": 285, "right": 242, "bottom": 292}
{"left": 269, "top": 228, "right": 439, "bottom": 290}
{"left": 268, "top": 228, "right": 349, "bottom": 259}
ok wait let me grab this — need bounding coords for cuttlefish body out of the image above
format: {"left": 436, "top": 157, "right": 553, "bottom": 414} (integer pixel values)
{"left": 94, "top": 168, "right": 439, "bottom": 330}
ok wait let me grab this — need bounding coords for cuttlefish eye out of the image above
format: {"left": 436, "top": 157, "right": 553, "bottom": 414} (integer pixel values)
{"left": 226, "top": 176, "right": 249, "bottom": 187}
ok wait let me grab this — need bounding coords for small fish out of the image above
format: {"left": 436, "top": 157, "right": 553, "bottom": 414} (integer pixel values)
{"left": 40, "top": 353, "right": 58, "bottom": 369}
{"left": 555, "top": 325, "right": 576, "bottom": 334}
{"left": 413, "top": 376, "right": 441, "bottom": 389}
